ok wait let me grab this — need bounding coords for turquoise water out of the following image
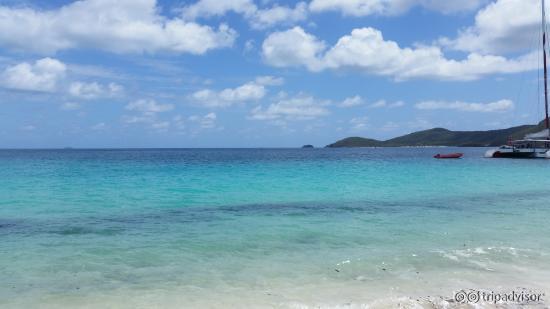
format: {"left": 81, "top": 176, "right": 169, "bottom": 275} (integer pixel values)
{"left": 1, "top": 148, "right": 550, "bottom": 308}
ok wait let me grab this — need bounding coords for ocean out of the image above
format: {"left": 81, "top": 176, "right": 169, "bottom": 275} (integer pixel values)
{"left": 1, "top": 148, "right": 549, "bottom": 308}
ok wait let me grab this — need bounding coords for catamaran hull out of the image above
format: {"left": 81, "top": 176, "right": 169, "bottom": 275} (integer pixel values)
{"left": 492, "top": 152, "right": 542, "bottom": 158}
{"left": 485, "top": 149, "right": 550, "bottom": 159}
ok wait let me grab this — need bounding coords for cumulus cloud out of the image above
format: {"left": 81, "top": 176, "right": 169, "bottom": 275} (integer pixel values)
{"left": 370, "top": 100, "right": 387, "bottom": 108}
{"left": 122, "top": 99, "right": 174, "bottom": 131}
{"left": 415, "top": 99, "right": 514, "bottom": 112}
{"left": 339, "top": 95, "right": 364, "bottom": 107}
{"left": 249, "top": 2, "right": 308, "bottom": 29}
{"left": 191, "top": 76, "right": 283, "bottom": 108}
{"left": 1, "top": 58, "right": 66, "bottom": 92}
{"left": 369, "top": 100, "right": 405, "bottom": 108}
{"left": 262, "top": 27, "right": 325, "bottom": 71}
{"left": 122, "top": 115, "right": 155, "bottom": 124}
{"left": 440, "top": 0, "right": 540, "bottom": 54}
{"left": 254, "top": 76, "right": 284, "bottom": 86}
{"left": 181, "top": 0, "right": 307, "bottom": 30}
{"left": 151, "top": 121, "right": 170, "bottom": 131}
{"left": 0, "top": 0, "right": 236, "bottom": 55}
{"left": 189, "top": 112, "right": 217, "bottom": 129}
{"left": 262, "top": 26, "right": 537, "bottom": 81}
{"left": 125, "top": 99, "right": 174, "bottom": 113}
{"left": 309, "top": 0, "right": 487, "bottom": 16}
{"left": 350, "top": 116, "right": 369, "bottom": 131}
{"left": 91, "top": 122, "right": 108, "bottom": 131}
{"left": 69, "top": 81, "right": 123, "bottom": 99}
{"left": 250, "top": 94, "right": 329, "bottom": 121}
{"left": 181, "top": 0, "right": 256, "bottom": 19}
{"left": 191, "top": 84, "right": 265, "bottom": 107}
{"left": 393, "top": 101, "right": 405, "bottom": 108}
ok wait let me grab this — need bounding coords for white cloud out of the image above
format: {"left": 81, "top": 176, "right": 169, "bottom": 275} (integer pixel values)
{"left": 370, "top": 100, "right": 387, "bottom": 108}
{"left": 350, "top": 116, "right": 369, "bottom": 131}
{"left": 254, "top": 75, "right": 284, "bottom": 86}
{"left": 417, "top": 0, "right": 488, "bottom": 13}
{"left": 192, "top": 84, "right": 264, "bottom": 108}
{"left": 309, "top": 0, "right": 486, "bottom": 16}
{"left": 122, "top": 102, "right": 173, "bottom": 131}
{"left": 181, "top": 0, "right": 307, "bottom": 29}
{"left": 122, "top": 112, "right": 172, "bottom": 132}
{"left": 216, "top": 83, "right": 264, "bottom": 101}
{"left": 189, "top": 112, "right": 217, "bottom": 129}
{"left": 369, "top": 100, "right": 405, "bottom": 108}
{"left": 191, "top": 76, "right": 283, "bottom": 108}
{"left": 151, "top": 121, "right": 170, "bottom": 131}
{"left": 122, "top": 115, "right": 154, "bottom": 124}
{"left": 262, "top": 27, "right": 537, "bottom": 81}
{"left": 91, "top": 122, "right": 108, "bottom": 130}
{"left": 440, "top": 0, "right": 539, "bottom": 54}
{"left": 249, "top": 2, "right": 308, "bottom": 29}
{"left": 1, "top": 58, "right": 66, "bottom": 92}
{"left": 69, "top": 81, "right": 123, "bottom": 99}
{"left": 262, "top": 27, "right": 325, "bottom": 71}
{"left": 181, "top": 0, "right": 256, "bottom": 20}
{"left": 339, "top": 95, "right": 364, "bottom": 107}
{"left": 250, "top": 94, "right": 329, "bottom": 121}
{"left": 125, "top": 99, "right": 174, "bottom": 113}
{"left": 415, "top": 99, "right": 515, "bottom": 112}
{"left": 309, "top": 0, "right": 387, "bottom": 16}
{"left": 244, "top": 39, "right": 255, "bottom": 53}
{"left": 0, "top": 0, "right": 236, "bottom": 55}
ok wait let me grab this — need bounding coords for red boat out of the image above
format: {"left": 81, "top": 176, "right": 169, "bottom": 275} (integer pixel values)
{"left": 434, "top": 153, "right": 463, "bottom": 159}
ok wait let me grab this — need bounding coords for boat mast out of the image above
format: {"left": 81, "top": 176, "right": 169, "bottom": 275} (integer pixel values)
{"left": 543, "top": 0, "right": 550, "bottom": 135}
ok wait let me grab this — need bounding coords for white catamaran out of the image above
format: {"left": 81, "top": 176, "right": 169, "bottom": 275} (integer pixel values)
{"left": 486, "top": 0, "right": 550, "bottom": 159}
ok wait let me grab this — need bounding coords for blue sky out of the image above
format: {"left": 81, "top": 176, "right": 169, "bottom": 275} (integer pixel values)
{"left": 0, "top": 0, "right": 546, "bottom": 147}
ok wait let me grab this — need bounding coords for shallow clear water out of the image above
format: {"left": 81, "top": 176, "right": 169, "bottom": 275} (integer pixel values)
{"left": 1, "top": 148, "right": 549, "bottom": 308}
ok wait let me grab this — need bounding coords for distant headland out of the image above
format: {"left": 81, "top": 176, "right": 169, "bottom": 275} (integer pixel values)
{"left": 326, "top": 120, "right": 546, "bottom": 148}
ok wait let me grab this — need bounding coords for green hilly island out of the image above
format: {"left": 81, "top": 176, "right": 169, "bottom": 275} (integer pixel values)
{"left": 327, "top": 120, "right": 547, "bottom": 148}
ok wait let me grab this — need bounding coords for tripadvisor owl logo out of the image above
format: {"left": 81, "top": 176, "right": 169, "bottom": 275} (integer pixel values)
{"left": 454, "top": 289, "right": 545, "bottom": 304}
